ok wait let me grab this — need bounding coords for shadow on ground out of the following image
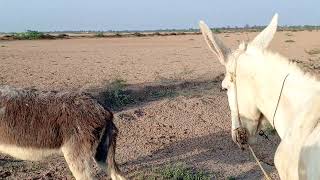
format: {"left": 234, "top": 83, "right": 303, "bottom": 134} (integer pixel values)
{"left": 87, "top": 73, "right": 225, "bottom": 112}
{"left": 86, "top": 73, "right": 280, "bottom": 179}
{"left": 123, "top": 130, "right": 280, "bottom": 179}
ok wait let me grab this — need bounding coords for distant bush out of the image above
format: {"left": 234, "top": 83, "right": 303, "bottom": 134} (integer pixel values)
{"left": 94, "top": 32, "right": 105, "bottom": 37}
{"left": 132, "top": 32, "right": 145, "bottom": 37}
{"left": 152, "top": 32, "right": 162, "bottom": 36}
{"left": 176, "top": 32, "right": 186, "bottom": 35}
{"left": 305, "top": 48, "right": 320, "bottom": 55}
{"left": 285, "top": 40, "right": 295, "bottom": 43}
{"left": 108, "top": 33, "right": 122, "bottom": 38}
{"left": 285, "top": 33, "right": 293, "bottom": 37}
{"left": 3, "top": 35, "right": 13, "bottom": 38}
{"left": 56, "top": 34, "right": 69, "bottom": 38}
{"left": 212, "top": 28, "right": 222, "bottom": 33}
{"left": 12, "top": 30, "right": 51, "bottom": 40}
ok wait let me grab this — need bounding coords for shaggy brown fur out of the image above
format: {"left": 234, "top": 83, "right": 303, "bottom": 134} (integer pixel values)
{"left": 0, "top": 85, "right": 125, "bottom": 180}
{"left": 0, "top": 86, "right": 108, "bottom": 149}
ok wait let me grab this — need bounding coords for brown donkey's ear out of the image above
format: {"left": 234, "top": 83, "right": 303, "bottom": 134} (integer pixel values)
{"left": 199, "top": 20, "right": 230, "bottom": 65}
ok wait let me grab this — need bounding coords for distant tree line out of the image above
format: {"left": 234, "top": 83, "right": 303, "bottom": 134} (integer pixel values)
{"left": 1, "top": 25, "right": 319, "bottom": 36}
{"left": 36, "top": 25, "right": 320, "bottom": 34}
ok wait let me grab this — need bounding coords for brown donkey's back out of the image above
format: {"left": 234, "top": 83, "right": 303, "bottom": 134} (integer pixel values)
{"left": 0, "top": 85, "right": 125, "bottom": 180}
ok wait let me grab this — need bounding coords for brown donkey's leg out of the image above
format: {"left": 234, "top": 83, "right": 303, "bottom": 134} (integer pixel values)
{"left": 61, "top": 139, "right": 96, "bottom": 180}
{"left": 95, "top": 121, "right": 126, "bottom": 180}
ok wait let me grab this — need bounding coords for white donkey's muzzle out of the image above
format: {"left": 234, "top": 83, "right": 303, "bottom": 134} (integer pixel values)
{"left": 232, "top": 127, "right": 249, "bottom": 150}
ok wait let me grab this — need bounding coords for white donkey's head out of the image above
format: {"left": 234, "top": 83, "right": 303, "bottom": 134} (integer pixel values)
{"left": 199, "top": 14, "right": 278, "bottom": 147}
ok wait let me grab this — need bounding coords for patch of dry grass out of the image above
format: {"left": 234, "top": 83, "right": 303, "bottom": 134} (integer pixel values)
{"left": 285, "top": 40, "right": 295, "bottom": 43}
{"left": 305, "top": 48, "right": 320, "bottom": 55}
{"left": 137, "top": 163, "right": 212, "bottom": 180}
{"left": 285, "top": 33, "right": 293, "bottom": 36}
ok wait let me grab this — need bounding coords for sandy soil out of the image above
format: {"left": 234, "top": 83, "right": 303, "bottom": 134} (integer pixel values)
{"left": 0, "top": 31, "right": 320, "bottom": 179}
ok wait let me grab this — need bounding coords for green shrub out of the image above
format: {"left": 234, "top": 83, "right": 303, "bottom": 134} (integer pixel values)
{"left": 94, "top": 32, "right": 105, "bottom": 37}
{"left": 159, "top": 164, "right": 211, "bottom": 180}
{"left": 104, "top": 79, "right": 133, "bottom": 109}
{"left": 212, "top": 28, "right": 222, "bottom": 33}
{"left": 12, "top": 30, "right": 46, "bottom": 40}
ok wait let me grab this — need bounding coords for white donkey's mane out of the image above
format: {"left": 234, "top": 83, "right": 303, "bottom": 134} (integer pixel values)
{"left": 246, "top": 45, "right": 320, "bottom": 85}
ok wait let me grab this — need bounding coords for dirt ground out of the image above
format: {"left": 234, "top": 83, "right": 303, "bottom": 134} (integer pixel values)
{"left": 0, "top": 31, "right": 320, "bottom": 179}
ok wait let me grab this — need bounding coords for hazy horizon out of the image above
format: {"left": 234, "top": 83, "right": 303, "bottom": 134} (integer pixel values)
{"left": 1, "top": 0, "right": 319, "bottom": 32}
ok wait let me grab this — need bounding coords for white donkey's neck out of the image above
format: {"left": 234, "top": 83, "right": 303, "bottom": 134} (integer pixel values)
{"left": 244, "top": 48, "right": 320, "bottom": 139}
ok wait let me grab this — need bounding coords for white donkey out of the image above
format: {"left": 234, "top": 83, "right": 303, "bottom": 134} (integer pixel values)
{"left": 199, "top": 14, "right": 320, "bottom": 179}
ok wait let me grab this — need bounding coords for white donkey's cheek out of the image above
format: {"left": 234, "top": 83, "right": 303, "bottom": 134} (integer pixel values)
{"left": 227, "top": 90, "right": 236, "bottom": 112}
{"left": 227, "top": 89, "right": 241, "bottom": 131}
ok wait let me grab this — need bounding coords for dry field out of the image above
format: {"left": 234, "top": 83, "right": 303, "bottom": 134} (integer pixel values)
{"left": 0, "top": 31, "right": 320, "bottom": 179}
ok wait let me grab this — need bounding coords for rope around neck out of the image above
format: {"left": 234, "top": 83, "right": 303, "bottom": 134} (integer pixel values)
{"left": 272, "top": 74, "right": 290, "bottom": 128}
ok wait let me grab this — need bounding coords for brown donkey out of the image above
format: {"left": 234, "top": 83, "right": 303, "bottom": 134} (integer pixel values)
{"left": 0, "top": 85, "right": 126, "bottom": 180}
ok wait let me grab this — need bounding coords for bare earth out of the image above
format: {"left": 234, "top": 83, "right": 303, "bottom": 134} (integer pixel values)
{"left": 1, "top": 31, "right": 320, "bottom": 180}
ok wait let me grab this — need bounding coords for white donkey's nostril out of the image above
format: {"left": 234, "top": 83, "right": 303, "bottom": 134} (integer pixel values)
{"left": 220, "top": 86, "right": 227, "bottom": 92}
{"left": 221, "top": 81, "right": 228, "bottom": 91}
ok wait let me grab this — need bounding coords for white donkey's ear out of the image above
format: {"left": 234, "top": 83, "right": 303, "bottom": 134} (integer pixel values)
{"left": 199, "top": 20, "right": 230, "bottom": 65}
{"left": 250, "top": 13, "right": 278, "bottom": 49}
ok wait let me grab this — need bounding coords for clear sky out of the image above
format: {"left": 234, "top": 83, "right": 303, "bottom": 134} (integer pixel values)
{"left": 1, "top": 0, "right": 319, "bottom": 32}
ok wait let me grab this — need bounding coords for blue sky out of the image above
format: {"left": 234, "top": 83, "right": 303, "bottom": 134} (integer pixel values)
{"left": 0, "top": 0, "right": 319, "bottom": 32}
